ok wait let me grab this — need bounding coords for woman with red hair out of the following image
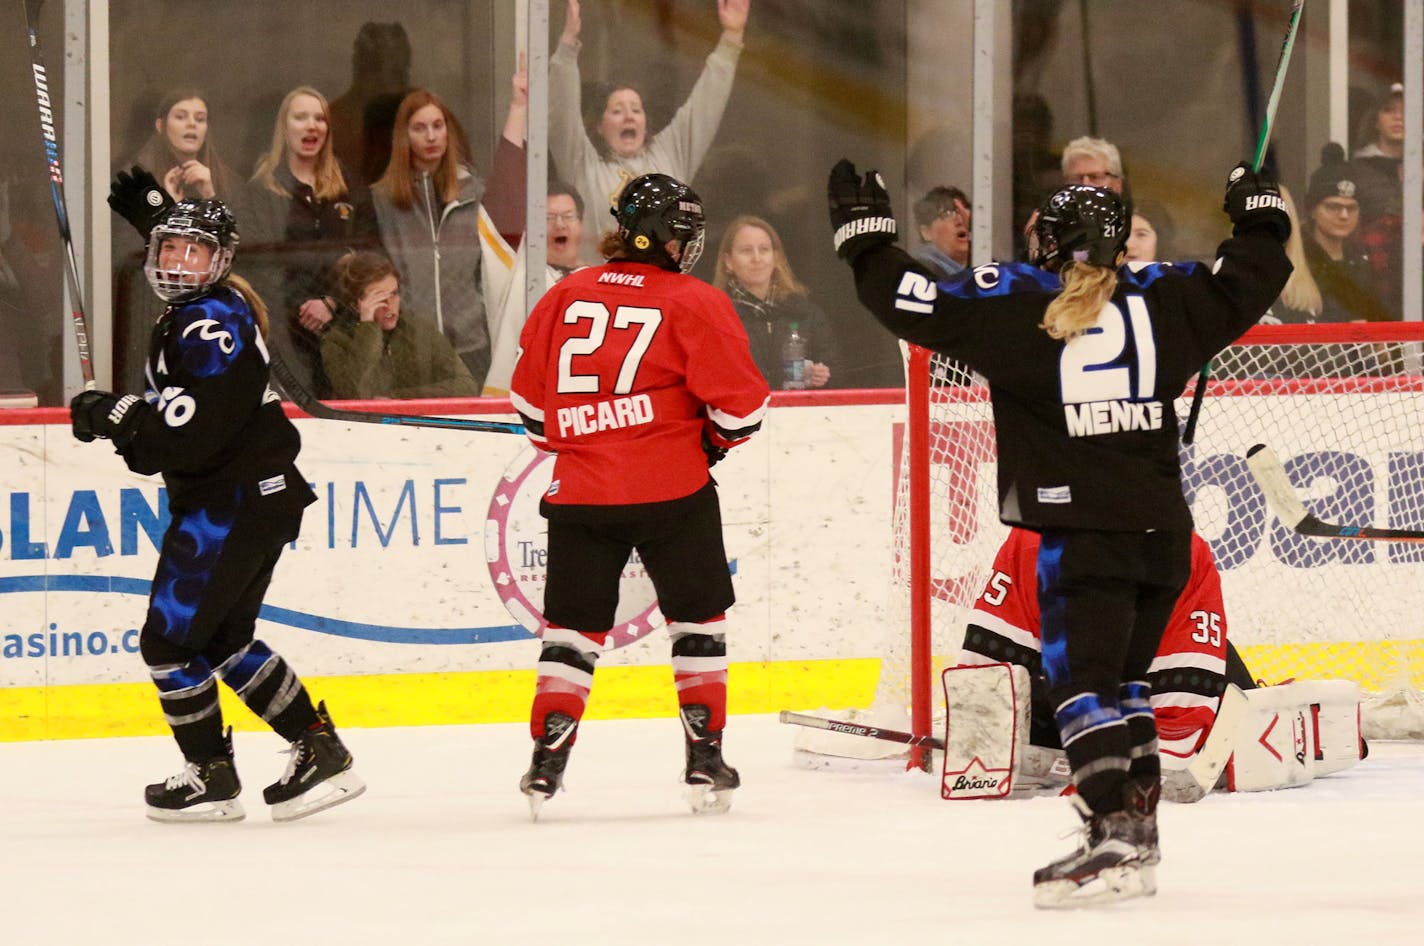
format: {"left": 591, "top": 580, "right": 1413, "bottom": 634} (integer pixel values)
{"left": 372, "top": 64, "right": 528, "bottom": 393}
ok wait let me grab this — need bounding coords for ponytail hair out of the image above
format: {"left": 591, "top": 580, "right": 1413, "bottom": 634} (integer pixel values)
{"left": 1040, "top": 262, "right": 1119, "bottom": 341}
{"left": 224, "top": 273, "right": 269, "bottom": 341}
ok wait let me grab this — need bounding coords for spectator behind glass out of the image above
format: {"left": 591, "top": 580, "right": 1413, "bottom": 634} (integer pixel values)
{"left": 320, "top": 251, "right": 477, "bottom": 399}
{"left": 1352, "top": 82, "right": 1406, "bottom": 318}
{"left": 483, "top": 180, "right": 592, "bottom": 399}
{"left": 1012, "top": 94, "right": 1062, "bottom": 259}
{"left": 127, "top": 90, "right": 241, "bottom": 202}
{"left": 372, "top": 69, "right": 528, "bottom": 393}
{"left": 550, "top": 0, "right": 749, "bottom": 256}
{"left": 1301, "top": 143, "right": 1393, "bottom": 323}
{"left": 244, "top": 86, "right": 378, "bottom": 398}
{"left": 1124, "top": 200, "right": 1175, "bottom": 263}
{"left": 547, "top": 180, "right": 588, "bottom": 279}
{"left": 912, "top": 185, "right": 971, "bottom": 280}
{"left": 329, "top": 21, "right": 413, "bottom": 190}
{"left": 113, "top": 91, "right": 243, "bottom": 392}
{"left": 713, "top": 215, "right": 835, "bottom": 389}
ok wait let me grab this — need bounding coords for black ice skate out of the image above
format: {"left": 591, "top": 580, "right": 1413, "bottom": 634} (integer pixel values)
{"left": 145, "top": 728, "right": 244, "bottom": 823}
{"left": 520, "top": 712, "right": 577, "bottom": 821}
{"left": 1032, "top": 784, "right": 1159, "bottom": 909}
{"left": 681, "top": 704, "right": 740, "bottom": 815}
{"left": 263, "top": 701, "right": 365, "bottom": 822}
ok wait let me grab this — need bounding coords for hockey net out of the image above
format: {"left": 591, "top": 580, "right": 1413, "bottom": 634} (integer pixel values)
{"left": 866, "top": 322, "right": 1424, "bottom": 761}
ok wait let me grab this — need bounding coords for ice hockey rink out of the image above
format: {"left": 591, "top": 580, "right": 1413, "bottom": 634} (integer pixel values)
{"left": 2, "top": 714, "right": 1422, "bottom": 945}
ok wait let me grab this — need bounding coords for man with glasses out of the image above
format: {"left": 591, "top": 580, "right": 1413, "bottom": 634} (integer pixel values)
{"left": 912, "top": 185, "right": 972, "bottom": 281}
{"left": 546, "top": 180, "right": 590, "bottom": 280}
{"left": 1060, "top": 136, "right": 1125, "bottom": 194}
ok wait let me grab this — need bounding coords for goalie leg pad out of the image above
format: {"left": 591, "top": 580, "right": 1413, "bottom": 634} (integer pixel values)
{"left": 1227, "top": 679, "right": 1363, "bottom": 791}
{"left": 940, "top": 663, "right": 1031, "bottom": 799}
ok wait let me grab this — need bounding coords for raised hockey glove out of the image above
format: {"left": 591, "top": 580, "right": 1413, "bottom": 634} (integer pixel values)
{"left": 70, "top": 390, "right": 145, "bottom": 447}
{"left": 108, "top": 165, "right": 175, "bottom": 241}
{"left": 1222, "top": 162, "right": 1291, "bottom": 244}
{"left": 702, "top": 430, "right": 729, "bottom": 468}
{"left": 828, "top": 158, "right": 897, "bottom": 262}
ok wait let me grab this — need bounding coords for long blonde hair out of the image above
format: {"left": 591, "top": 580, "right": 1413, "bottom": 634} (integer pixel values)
{"left": 712, "top": 215, "right": 808, "bottom": 301}
{"left": 1278, "top": 185, "right": 1323, "bottom": 317}
{"left": 250, "top": 86, "right": 348, "bottom": 202}
{"left": 1040, "top": 261, "right": 1119, "bottom": 340}
{"left": 373, "top": 89, "right": 474, "bottom": 211}
{"left": 224, "top": 273, "right": 269, "bottom": 341}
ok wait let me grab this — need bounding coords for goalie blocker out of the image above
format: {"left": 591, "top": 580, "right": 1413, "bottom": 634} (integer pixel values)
{"left": 940, "top": 665, "right": 1365, "bottom": 799}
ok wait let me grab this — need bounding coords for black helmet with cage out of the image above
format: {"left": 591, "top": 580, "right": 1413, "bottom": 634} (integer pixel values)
{"left": 1029, "top": 184, "right": 1127, "bottom": 271}
{"left": 144, "top": 199, "right": 240, "bottom": 302}
{"left": 610, "top": 173, "right": 706, "bottom": 273}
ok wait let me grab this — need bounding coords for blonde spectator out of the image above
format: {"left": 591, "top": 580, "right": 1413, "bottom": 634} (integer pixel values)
{"left": 714, "top": 215, "right": 835, "bottom": 389}
{"left": 243, "top": 86, "right": 377, "bottom": 397}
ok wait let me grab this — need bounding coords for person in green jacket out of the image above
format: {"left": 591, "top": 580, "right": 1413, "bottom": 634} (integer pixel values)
{"left": 320, "top": 251, "right": 478, "bottom": 399}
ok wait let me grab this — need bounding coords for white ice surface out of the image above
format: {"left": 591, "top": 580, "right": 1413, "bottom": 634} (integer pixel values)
{"left": 2, "top": 715, "right": 1422, "bottom": 945}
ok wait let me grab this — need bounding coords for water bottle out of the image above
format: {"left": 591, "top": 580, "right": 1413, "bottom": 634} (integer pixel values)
{"left": 782, "top": 322, "right": 807, "bottom": 390}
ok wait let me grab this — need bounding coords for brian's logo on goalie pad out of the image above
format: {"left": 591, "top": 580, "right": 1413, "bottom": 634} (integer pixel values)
{"left": 940, "top": 663, "right": 1029, "bottom": 800}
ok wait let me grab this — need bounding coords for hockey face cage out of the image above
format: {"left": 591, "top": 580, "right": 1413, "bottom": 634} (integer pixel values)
{"left": 1029, "top": 184, "right": 1127, "bottom": 270}
{"left": 145, "top": 231, "right": 234, "bottom": 302}
{"left": 613, "top": 174, "right": 706, "bottom": 273}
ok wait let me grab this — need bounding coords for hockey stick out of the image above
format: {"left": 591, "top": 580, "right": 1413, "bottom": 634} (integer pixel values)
{"left": 21, "top": 0, "right": 94, "bottom": 389}
{"left": 1182, "top": 0, "right": 1305, "bottom": 445}
{"left": 1246, "top": 443, "right": 1424, "bottom": 542}
{"left": 779, "top": 710, "right": 946, "bottom": 751}
{"left": 267, "top": 355, "right": 525, "bottom": 434}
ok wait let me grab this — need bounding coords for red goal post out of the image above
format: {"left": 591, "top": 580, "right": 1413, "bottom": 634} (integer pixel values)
{"left": 891, "top": 322, "right": 1424, "bottom": 763}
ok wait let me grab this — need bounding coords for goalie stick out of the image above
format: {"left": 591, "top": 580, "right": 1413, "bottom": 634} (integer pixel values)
{"left": 1182, "top": 0, "right": 1305, "bottom": 445}
{"left": 267, "top": 354, "right": 525, "bottom": 435}
{"left": 22, "top": 0, "right": 94, "bottom": 389}
{"left": 778, "top": 711, "right": 944, "bottom": 751}
{"left": 1247, "top": 443, "right": 1424, "bottom": 542}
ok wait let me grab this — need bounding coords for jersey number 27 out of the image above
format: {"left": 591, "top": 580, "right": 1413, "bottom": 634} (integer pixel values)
{"left": 557, "top": 301, "right": 663, "bottom": 395}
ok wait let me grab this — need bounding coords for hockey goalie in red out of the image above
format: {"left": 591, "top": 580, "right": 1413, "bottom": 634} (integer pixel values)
{"left": 509, "top": 173, "right": 770, "bottom": 819}
{"left": 961, "top": 528, "right": 1233, "bottom": 764}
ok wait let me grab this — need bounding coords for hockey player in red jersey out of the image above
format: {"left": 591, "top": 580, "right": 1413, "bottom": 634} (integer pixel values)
{"left": 509, "top": 173, "right": 770, "bottom": 817}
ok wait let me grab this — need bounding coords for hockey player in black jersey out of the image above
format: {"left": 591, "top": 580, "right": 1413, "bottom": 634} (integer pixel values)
{"left": 71, "top": 169, "right": 365, "bottom": 822}
{"left": 829, "top": 159, "right": 1291, "bottom": 907}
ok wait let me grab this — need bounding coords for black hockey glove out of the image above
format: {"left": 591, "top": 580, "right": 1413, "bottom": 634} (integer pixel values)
{"left": 702, "top": 430, "right": 729, "bottom": 468}
{"left": 70, "top": 390, "right": 145, "bottom": 447}
{"left": 1222, "top": 162, "right": 1291, "bottom": 244}
{"left": 108, "top": 165, "right": 175, "bottom": 241}
{"left": 828, "top": 159, "right": 897, "bottom": 262}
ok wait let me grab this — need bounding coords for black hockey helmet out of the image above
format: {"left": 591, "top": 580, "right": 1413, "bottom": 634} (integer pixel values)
{"left": 144, "top": 199, "right": 240, "bottom": 302}
{"left": 1029, "top": 184, "right": 1127, "bottom": 271}
{"left": 610, "top": 173, "right": 706, "bottom": 273}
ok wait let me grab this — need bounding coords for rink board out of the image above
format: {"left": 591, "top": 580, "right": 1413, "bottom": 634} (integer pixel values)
{"left": 2, "top": 394, "right": 1421, "bottom": 740}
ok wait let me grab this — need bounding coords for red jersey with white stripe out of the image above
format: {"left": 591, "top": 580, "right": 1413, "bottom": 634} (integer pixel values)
{"left": 510, "top": 261, "right": 770, "bottom": 506}
{"left": 959, "top": 527, "right": 1227, "bottom": 759}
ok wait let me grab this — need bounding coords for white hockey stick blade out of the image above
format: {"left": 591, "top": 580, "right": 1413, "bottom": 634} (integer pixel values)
{"left": 1178, "top": 684, "right": 1249, "bottom": 802}
{"left": 1246, "top": 444, "right": 1308, "bottom": 529}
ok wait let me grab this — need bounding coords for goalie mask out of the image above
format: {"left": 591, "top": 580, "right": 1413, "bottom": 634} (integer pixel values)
{"left": 144, "top": 199, "right": 239, "bottom": 302}
{"left": 1029, "top": 184, "right": 1127, "bottom": 271}
{"left": 611, "top": 173, "right": 706, "bottom": 273}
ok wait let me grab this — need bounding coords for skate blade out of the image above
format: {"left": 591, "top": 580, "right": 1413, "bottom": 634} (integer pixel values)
{"left": 526, "top": 792, "right": 548, "bottom": 822}
{"left": 146, "top": 798, "right": 246, "bottom": 824}
{"left": 1032, "top": 866, "right": 1149, "bottom": 909}
{"left": 270, "top": 770, "right": 366, "bottom": 823}
{"left": 685, "top": 784, "right": 734, "bottom": 815}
